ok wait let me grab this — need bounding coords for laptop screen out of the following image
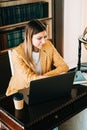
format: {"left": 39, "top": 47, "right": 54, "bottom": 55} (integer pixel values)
{"left": 28, "top": 71, "right": 75, "bottom": 106}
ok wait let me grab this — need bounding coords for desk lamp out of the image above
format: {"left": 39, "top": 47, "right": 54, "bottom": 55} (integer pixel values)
{"left": 74, "top": 27, "right": 87, "bottom": 84}
{"left": 78, "top": 35, "right": 87, "bottom": 71}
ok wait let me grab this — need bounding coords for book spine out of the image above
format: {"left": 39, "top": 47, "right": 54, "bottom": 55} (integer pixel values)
{"left": 14, "top": 30, "right": 20, "bottom": 46}
{"left": 20, "top": 5, "right": 23, "bottom": 22}
{"left": 0, "top": 8, "right": 2, "bottom": 26}
{"left": 13, "top": 5, "right": 17, "bottom": 24}
{"left": 17, "top": 5, "right": 21, "bottom": 23}
{"left": 0, "top": 33, "right": 8, "bottom": 50}
{"left": 22, "top": 28, "right": 24, "bottom": 41}
{"left": 23, "top": 4, "right": 27, "bottom": 22}
{"left": 8, "top": 6, "right": 14, "bottom": 24}
{"left": 0, "top": 34, "right": 3, "bottom": 50}
{"left": 7, "top": 6, "right": 11, "bottom": 25}
{"left": 7, "top": 32, "right": 13, "bottom": 48}
{"left": 26, "top": 3, "right": 31, "bottom": 20}
{"left": 43, "top": 2, "right": 48, "bottom": 18}
{"left": 2, "top": 7, "right": 6, "bottom": 25}
{"left": 30, "top": 3, "right": 34, "bottom": 19}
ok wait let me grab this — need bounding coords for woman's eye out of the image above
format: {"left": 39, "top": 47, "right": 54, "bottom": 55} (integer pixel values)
{"left": 44, "top": 36, "right": 47, "bottom": 39}
{"left": 37, "top": 37, "right": 42, "bottom": 40}
{"left": 37, "top": 36, "right": 47, "bottom": 40}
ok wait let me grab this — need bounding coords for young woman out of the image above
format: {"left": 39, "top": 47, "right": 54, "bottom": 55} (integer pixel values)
{"left": 6, "top": 19, "right": 69, "bottom": 96}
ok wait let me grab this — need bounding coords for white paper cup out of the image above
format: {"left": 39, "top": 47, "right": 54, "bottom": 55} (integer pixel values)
{"left": 13, "top": 93, "right": 24, "bottom": 110}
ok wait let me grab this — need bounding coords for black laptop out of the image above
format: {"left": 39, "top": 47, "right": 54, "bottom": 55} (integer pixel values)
{"left": 28, "top": 71, "right": 75, "bottom": 106}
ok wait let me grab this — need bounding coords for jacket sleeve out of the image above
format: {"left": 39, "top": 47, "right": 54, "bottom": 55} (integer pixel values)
{"left": 43, "top": 42, "right": 69, "bottom": 76}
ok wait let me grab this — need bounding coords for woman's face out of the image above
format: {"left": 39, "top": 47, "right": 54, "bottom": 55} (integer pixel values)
{"left": 32, "top": 30, "right": 47, "bottom": 52}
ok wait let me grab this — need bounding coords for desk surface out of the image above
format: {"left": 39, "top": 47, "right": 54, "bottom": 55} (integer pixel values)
{"left": 0, "top": 85, "right": 87, "bottom": 130}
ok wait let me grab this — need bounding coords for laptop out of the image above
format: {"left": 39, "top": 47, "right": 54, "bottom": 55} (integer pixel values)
{"left": 28, "top": 71, "right": 75, "bottom": 106}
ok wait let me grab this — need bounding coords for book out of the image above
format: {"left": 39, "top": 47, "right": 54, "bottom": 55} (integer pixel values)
{"left": 0, "top": 8, "right": 2, "bottom": 26}
{"left": 73, "top": 71, "right": 87, "bottom": 85}
{"left": 0, "top": 33, "right": 8, "bottom": 50}
{"left": 43, "top": 2, "right": 48, "bottom": 18}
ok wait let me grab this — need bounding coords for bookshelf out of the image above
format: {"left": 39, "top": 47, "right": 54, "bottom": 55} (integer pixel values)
{"left": 0, "top": 0, "right": 53, "bottom": 52}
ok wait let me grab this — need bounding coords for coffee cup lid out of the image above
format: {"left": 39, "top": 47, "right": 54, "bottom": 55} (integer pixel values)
{"left": 13, "top": 93, "right": 23, "bottom": 101}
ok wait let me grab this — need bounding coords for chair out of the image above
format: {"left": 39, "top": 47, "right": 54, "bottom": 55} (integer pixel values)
{"left": 0, "top": 51, "right": 11, "bottom": 98}
{"left": 8, "top": 50, "right": 14, "bottom": 76}
{"left": 8, "top": 50, "right": 29, "bottom": 104}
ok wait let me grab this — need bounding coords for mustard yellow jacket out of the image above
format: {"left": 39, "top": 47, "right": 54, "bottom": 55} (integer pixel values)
{"left": 6, "top": 40, "right": 69, "bottom": 96}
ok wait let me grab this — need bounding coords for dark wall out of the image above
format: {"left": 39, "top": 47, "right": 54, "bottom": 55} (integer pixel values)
{"left": 52, "top": 0, "right": 64, "bottom": 57}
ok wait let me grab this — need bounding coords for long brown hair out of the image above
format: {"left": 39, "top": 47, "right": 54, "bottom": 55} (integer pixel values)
{"left": 23, "top": 19, "right": 46, "bottom": 72}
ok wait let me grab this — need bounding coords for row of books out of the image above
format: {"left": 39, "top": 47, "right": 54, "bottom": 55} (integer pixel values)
{"left": 0, "top": 1, "right": 48, "bottom": 26}
{"left": 0, "top": 28, "right": 24, "bottom": 50}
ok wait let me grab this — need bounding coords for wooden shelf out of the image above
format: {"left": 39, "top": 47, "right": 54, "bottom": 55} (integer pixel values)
{"left": 0, "top": 17, "right": 52, "bottom": 31}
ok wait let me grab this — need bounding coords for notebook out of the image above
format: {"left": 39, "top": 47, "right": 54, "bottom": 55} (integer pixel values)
{"left": 28, "top": 71, "right": 75, "bottom": 106}
{"left": 73, "top": 70, "right": 87, "bottom": 85}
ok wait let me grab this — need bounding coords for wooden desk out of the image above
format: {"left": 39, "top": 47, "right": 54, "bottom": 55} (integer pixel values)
{"left": 0, "top": 85, "right": 87, "bottom": 130}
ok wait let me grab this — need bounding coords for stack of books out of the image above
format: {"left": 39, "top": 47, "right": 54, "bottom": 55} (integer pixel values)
{"left": 0, "top": 1, "right": 49, "bottom": 50}
{"left": 0, "top": 28, "right": 24, "bottom": 50}
{"left": 0, "top": 1, "right": 48, "bottom": 26}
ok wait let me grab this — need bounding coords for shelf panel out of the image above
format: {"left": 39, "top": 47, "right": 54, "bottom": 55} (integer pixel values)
{"left": 0, "top": 17, "right": 52, "bottom": 31}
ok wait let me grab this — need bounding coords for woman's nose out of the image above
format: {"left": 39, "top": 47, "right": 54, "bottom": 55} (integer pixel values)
{"left": 41, "top": 38, "right": 46, "bottom": 44}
